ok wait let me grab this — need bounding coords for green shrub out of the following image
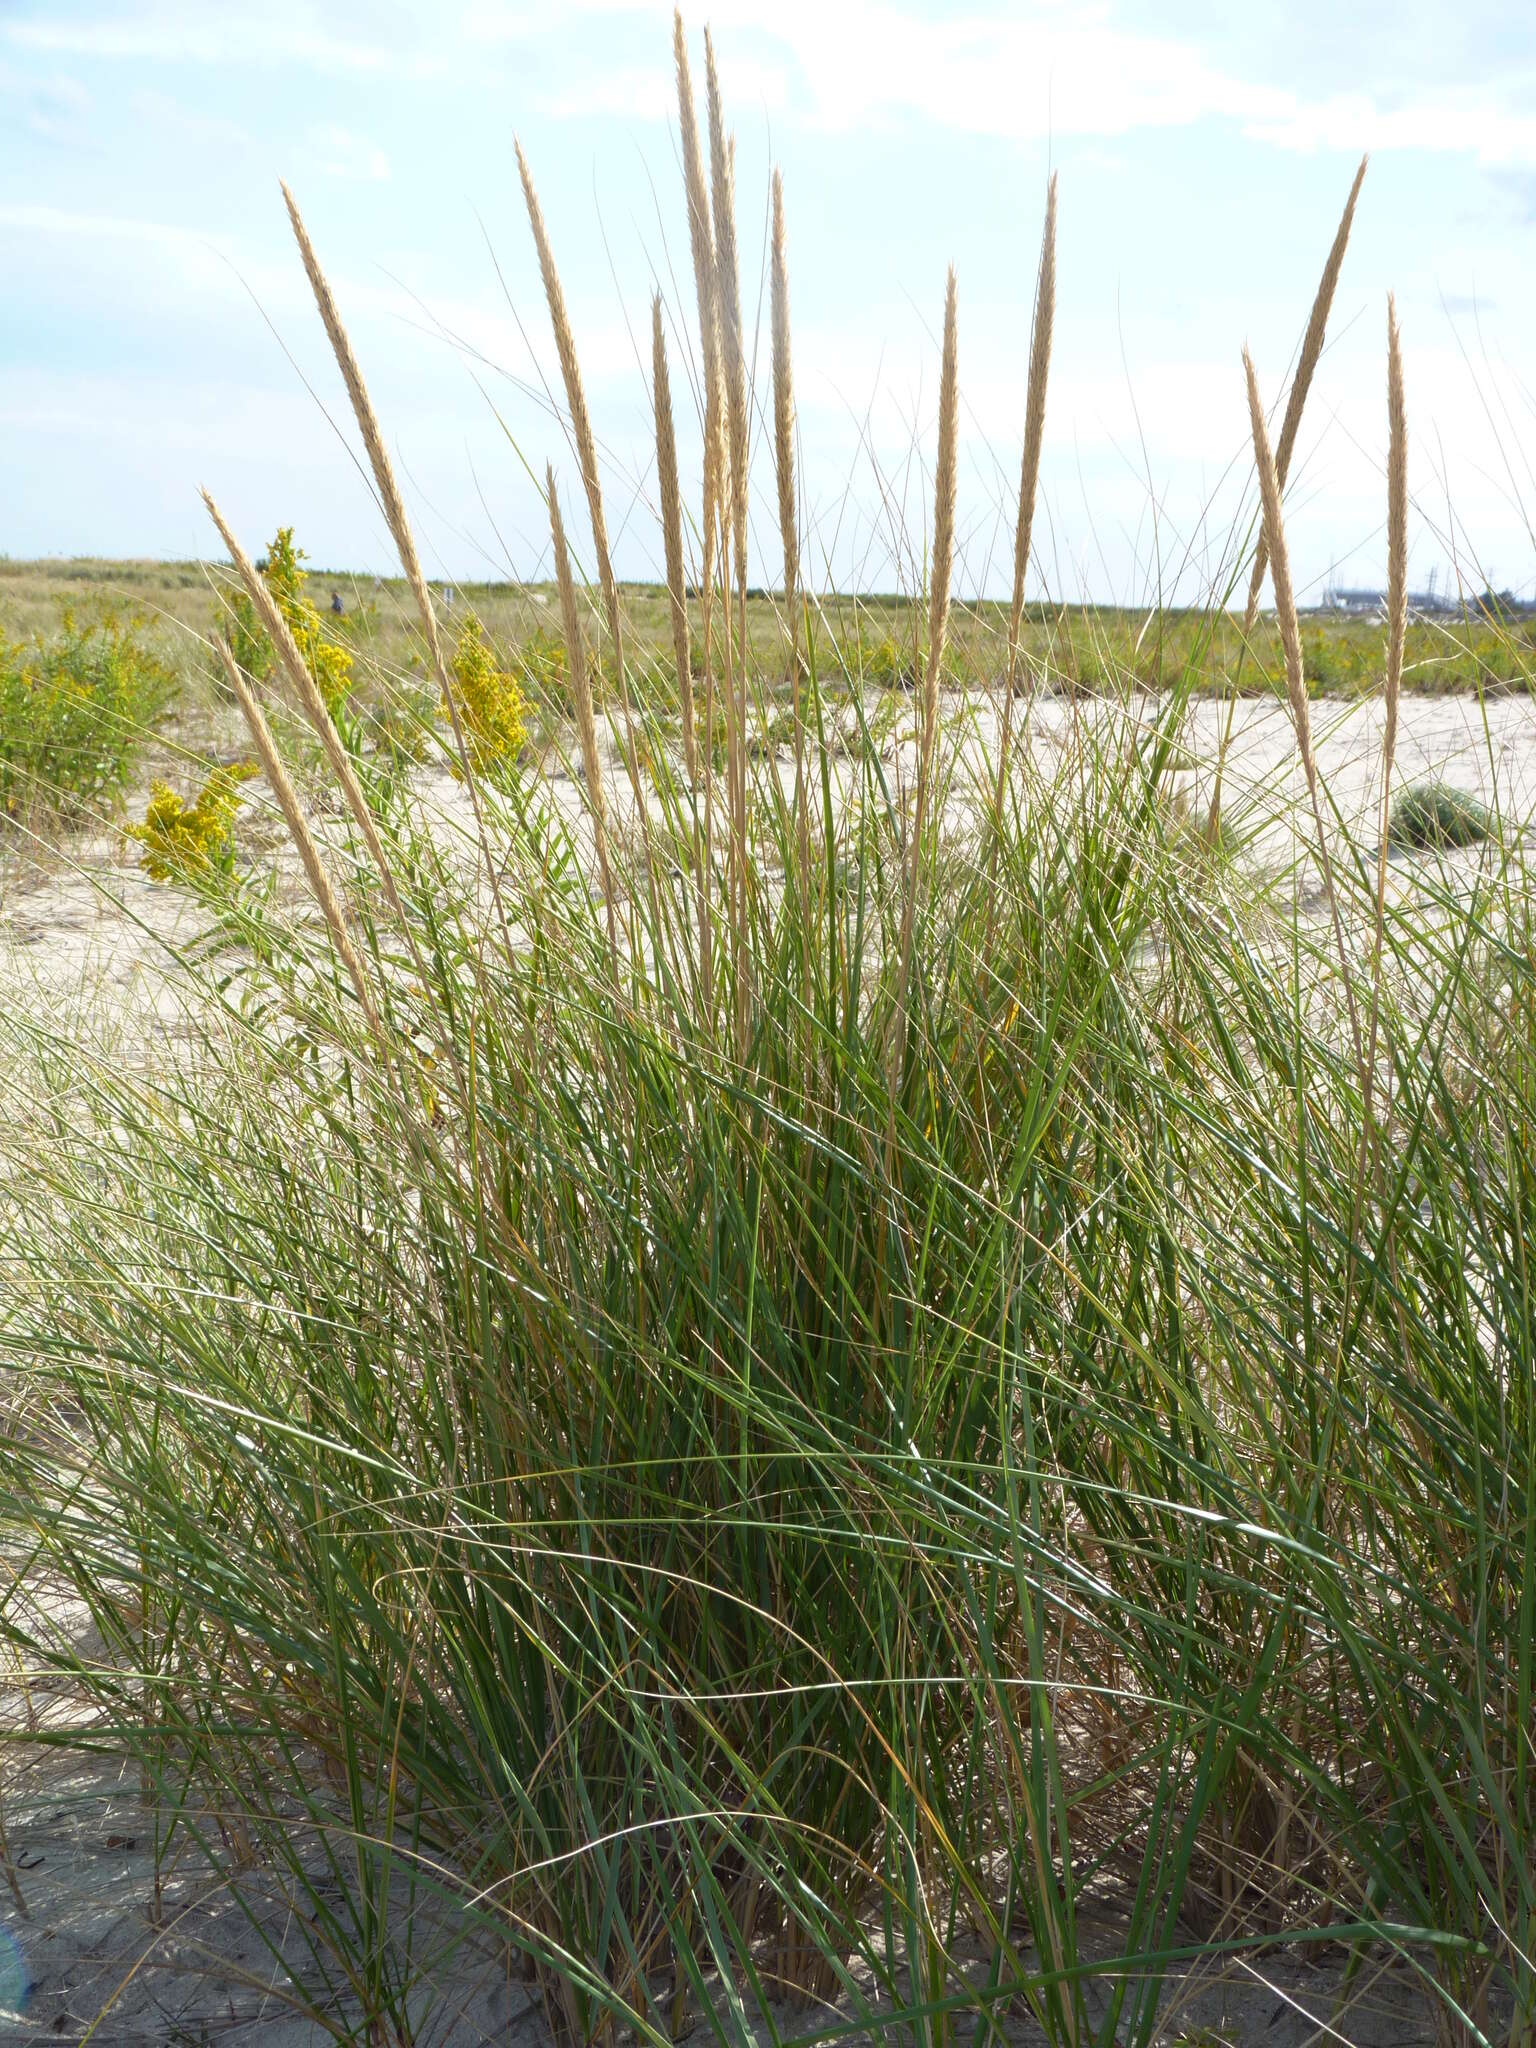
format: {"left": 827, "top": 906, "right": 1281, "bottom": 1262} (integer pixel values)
{"left": 832, "top": 626, "right": 916, "bottom": 690}
{"left": 1388, "top": 779, "right": 1495, "bottom": 850}
{"left": 516, "top": 623, "right": 569, "bottom": 701}
{"left": 0, "top": 608, "right": 174, "bottom": 820}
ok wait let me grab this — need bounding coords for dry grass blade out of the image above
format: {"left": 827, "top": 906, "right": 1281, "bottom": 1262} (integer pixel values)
{"left": 549, "top": 465, "right": 618, "bottom": 966}
{"left": 1242, "top": 350, "right": 1321, "bottom": 817}
{"left": 516, "top": 142, "right": 624, "bottom": 682}
{"left": 653, "top": 294, "right": 710, "bottom": 995}
{"left": 1383, "top": 294, "right": 1407, "bottom": 818}
{"left": 652, "top": 296, "right": 697, "bottom": 786}
{"left": 995, "top": 174, "right": 1057, "bottom": 822}
{"left": 216, "top": 637, "right": 382, "bottom": 1043}
{"left": 201, "top": 490, "right": 406, "bottom": 926}
{"left": 280, "top": 185, "right": 456, "bottom": 742}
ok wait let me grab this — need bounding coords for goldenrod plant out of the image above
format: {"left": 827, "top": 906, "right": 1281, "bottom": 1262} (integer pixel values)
{"left": 227, "top": 525, "right": 353, "bottom": 716}
{"left": 126, "top": 761, "right": 255, "bottom": 885}
{"left": 445, "top": 615, "right": 527, "bottom": 780}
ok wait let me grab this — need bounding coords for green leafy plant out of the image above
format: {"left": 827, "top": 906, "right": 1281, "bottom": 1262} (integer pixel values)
{"left": 0, "top": 608, "right": 174, "bottom": 820}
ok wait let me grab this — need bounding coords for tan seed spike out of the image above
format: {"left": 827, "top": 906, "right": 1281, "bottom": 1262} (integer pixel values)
{"left": 917, "top": 267, "right": 960, "bottom": 880}
{"left": 281, "top": 185, "right": 454, "bottom": 731}
{"left": 1211, "top": 156, "right": 1368, "bottom": 844}
{"left": 771, "top": 167, "right": 814, "bottom": 1003}
{"left": 549, "top": 465, "right": 618, "bottom": 965}
{"left": 279, "top": 182, "right": 516, "bottom": 970}
{"left": 890, "top": 268, "right": 959, "bottom": 1099}
{"left": 1384, "top": 294, "right": 1407, "bottom": 799}
{"left": 653, "top": 294, "right": 711, "bottom": 998}
{"left": 201, "top": 491, "right": 406, "bottom": 927}
{"left": 652, "top": 296, "right": 697, "bottom": 784}
{"left": 705, "top": 30, "right": 751, "bottom": 1038}
{"left": 675, "top": 10, "right": 723, "bottom": 1008}
{"left": 996, "top": 174, "right": 1057, "bottom": 819}
{"left": 705, "top": 29, "right": 748, "bottom": 586}
{"left": 1366, "top": 296, "right": 1408, "bottom": 1111}
{"left": 1242, "top": 154, "right": 1368, "bottom": 636}
{"left": 216, "top": 638, "right": 382, "bottom": 1044}
{"left": 1243, "top": 349, "right": 1317, "bottom": 801}
{"left": 1244, "top": 344, "right": 1364, "bottom": 1070}
{"left": 770, "top": 170, "right": 800, "bottom": 673}
{"left": 516, "top": 141, "right": 624, "bottom": 684}
{"left": 674, "top": 12, "right": 726, "bottom": 555}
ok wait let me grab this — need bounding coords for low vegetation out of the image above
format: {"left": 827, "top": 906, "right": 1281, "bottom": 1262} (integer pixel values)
{"left": 1388, "top": 777, "right": 1497, "bottom": 850}
{"left": 1, "top": 18, "right": 1532, "bottom": 2048}
{"left": 0, "top": 607, "right": 173, "bottom": 824}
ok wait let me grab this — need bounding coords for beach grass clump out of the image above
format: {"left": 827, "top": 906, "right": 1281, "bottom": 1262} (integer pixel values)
{"left": 0, "top": 606, "right": 174, "bottom": 822}
{"left": 1388, "top": 776, "right": 1495, "bottom": 849}
{"left": 1, "top": 17, "right": 1534, "bottom": 2048}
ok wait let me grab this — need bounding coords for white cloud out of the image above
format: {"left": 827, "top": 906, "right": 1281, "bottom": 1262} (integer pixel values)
{"left": 1243, "top": 94, "right": 1536, "bottom": 167}
{"left": 538, "top": 55, "right": 788, "bottom": 122}
{"left": 309, "top": 124, "right": 390, "bottom": 182}
{"left": 465, "top": 0, "right": 1536, "bottom": 168}
{"left": 2, "top": 5, "right": 446, "bottom": 79}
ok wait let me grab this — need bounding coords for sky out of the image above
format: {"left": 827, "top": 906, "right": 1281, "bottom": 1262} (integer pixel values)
{"left": 5, "top": 0, "right": 1536, "bottom": 605}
